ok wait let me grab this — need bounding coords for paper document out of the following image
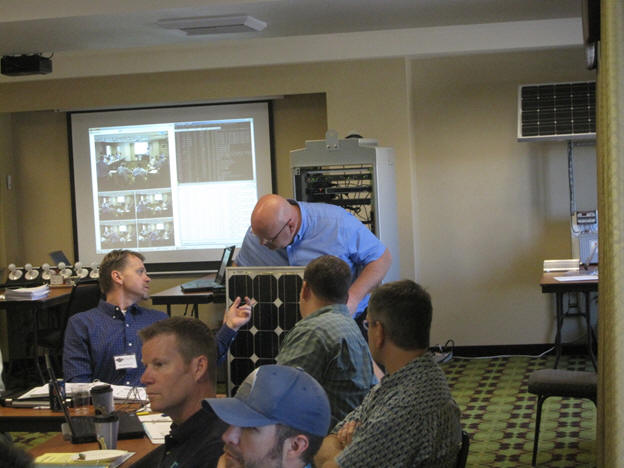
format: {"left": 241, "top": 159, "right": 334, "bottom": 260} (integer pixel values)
{"left": 34, "top": 450, "right": 134, "bottom": 467}
{"left": 18, "top": 382, "right": 147, "bottom": 402}
{"left": 554, "top": 274, "right": 598, "bottom": 282}
{"left": 139, "top": 414, "right": 172, "bottom": 444}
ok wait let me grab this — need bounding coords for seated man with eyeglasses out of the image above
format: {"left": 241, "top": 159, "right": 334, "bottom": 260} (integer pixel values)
{"left": 315, "top": 280, "right": 462, "bottom": 468}
{"left": 234, "top": 194, "right": 392, "bottom": 322}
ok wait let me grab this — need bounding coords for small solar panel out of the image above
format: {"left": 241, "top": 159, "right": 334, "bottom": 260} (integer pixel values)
{"left": 518, "top": 81, "right": 596, "bottom": 141}
{"left": 225, "top": 266, "right": 305, "bottom": 396}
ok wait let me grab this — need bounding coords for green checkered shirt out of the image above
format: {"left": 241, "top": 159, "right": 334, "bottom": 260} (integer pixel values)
{"left": 276, "top": 304, "right": 376, "bottom": 429}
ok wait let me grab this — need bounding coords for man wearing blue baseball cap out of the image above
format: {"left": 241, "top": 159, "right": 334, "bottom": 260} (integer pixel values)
{"left": 204, "top": 365, "right": 331, "bottom": 468}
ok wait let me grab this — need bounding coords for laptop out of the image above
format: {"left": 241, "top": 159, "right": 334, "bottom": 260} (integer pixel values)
{"left": 49, "top": 250, "right": 71, "bottom": 265}
{"left": 180, "top": 245, "right": 235, "bottom": 293}
{"left": 47, "top": 366, "right": 145, "bottom": 443}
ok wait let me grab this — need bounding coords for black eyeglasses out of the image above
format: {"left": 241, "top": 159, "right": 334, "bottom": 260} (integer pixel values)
{"left": 267, "top": 219, "right": 290, "bottom": 244}
{"left": 362, "top": 319, "right": 379, "bottom": 331}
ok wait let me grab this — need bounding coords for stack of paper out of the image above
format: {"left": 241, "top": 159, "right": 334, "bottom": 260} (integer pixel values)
{"left": 4, "top": 284, "right": 49, "bottom": 300}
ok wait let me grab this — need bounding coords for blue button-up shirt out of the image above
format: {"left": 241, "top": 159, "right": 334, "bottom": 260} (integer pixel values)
{"left": 63, "top": 299, "right": 168, "bottom": 386}
{"left": 236, "top": 201, "right": 387, "bottom": 316}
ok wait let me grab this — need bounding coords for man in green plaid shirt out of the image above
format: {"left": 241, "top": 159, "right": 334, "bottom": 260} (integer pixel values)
{"left": 276, "top": 255, "right": 376, "bottom": 428}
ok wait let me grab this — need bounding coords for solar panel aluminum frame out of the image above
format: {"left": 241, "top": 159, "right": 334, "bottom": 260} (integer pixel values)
{"left": 517, "top": 81, "right": 596, "bottom": 142}
{"left": 225, "top": 266, "right": 305, "bottom": 397}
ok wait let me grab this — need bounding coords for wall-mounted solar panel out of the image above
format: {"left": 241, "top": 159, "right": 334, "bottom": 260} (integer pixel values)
{"left": 518, "top": 81, "right": 596, "bottom": 141}
{"left": 225, "top": 266, "right": 305, "bottom": 396}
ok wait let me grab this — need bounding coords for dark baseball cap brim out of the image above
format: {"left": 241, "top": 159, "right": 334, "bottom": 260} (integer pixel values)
{"left": 203, "top": 397, "right": 277, "bottom": 428}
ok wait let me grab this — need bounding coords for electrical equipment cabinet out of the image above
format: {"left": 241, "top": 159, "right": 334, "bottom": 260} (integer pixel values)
{"left": 290, "top": 132, "right": 399, "bottom": 282}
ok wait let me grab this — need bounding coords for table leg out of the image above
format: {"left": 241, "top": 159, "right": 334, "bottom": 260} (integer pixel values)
{"left": 554, "top": 292, "right": 564, "bottom": 369}
{"left": 32, "top": 305, "right": 47, "bottom": 384}
{"left": 583, "top": 292, "right": 597, "bottom": 370}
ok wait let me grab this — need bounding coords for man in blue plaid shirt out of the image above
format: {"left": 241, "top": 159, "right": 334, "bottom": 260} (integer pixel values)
{"left": 275, "top": 255, "right": 376, "bottom": 428}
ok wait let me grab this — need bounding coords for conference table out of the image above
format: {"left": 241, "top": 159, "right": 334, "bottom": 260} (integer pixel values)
{"left": 0, "top": 405, "right": 157, "bottom": 466}
{"left": 540, "top": 268, "right": 598, "bottom": 370}
{"left": 151, "top": 275, "right": 221, "bottom": 317}
{"left": 0, "top": 405, "right": 73, "bottom": 432}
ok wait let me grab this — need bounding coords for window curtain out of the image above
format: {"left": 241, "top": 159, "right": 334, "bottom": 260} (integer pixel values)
{"left": 596, "top": 0, "right": 624, "bottom": 466}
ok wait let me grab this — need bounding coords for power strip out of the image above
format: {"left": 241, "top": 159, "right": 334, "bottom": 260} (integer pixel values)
{"left": 433, "top": 350, "right": 453, "bottom": 364}
{"left": 431, "top": 339, "right": 455, "bottom": 364}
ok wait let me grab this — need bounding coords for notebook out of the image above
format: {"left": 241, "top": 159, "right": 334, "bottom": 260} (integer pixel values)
{"left": 48, "top": 368, "right": 144, "bottom": 444}
{"left": 180, "top": 245, "right": 235, "bottom": 293}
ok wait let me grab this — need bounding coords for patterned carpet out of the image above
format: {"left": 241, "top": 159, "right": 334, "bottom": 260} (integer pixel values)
{"left": 10, "top": 354, "right": 596, "bottom": 467}
{"left": 443, "top": 353, "right": 596, "bottom": 467}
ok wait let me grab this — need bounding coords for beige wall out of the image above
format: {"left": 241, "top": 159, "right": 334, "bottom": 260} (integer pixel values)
{"left": 410, "top": 48, "right": 596, "bottom": 345}
{"left": 272, "top": 93, "right": 327, "bottom": 196}
{"left": 0, "top": 114, "right": 18, "bottom": 270}
{"left": 12, "top": 112, "right": 75, "bottom": 264}
{"left": 1, "top": 49, "right": 598, "bottom": 346}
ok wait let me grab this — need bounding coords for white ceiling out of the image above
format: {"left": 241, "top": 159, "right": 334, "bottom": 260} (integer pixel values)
{"left": 0, "top": 0, "right": 582, "bottom": 55}
{"left": 0, "top": 0, "right": 584, "bottom": 82}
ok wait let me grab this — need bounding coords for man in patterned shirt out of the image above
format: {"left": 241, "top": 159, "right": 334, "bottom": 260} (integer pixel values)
{"left": 275, "top": 255, "right": 375, "bottom": 428}
{"left": 315, "top": 280, "right": 462, "bottom": 468}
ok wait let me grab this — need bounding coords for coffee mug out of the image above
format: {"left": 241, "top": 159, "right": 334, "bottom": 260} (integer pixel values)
{"left": 90, "top": 384, "right": 114, "bottom": 416}
{"left": 94, "top": 414, "right": 119, "bottom": 450}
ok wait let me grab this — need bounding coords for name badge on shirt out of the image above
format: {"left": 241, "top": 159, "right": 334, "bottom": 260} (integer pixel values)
{"left": 114, "top": 354, "right": 138, "bottom": 370}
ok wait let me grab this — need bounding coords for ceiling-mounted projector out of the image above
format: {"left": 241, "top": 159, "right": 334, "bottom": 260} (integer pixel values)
{"left": 1, "top": 54, "right": 52, "bottom": 76}
{"left": 157, "top": 15, "right": 267, "bottom": 35}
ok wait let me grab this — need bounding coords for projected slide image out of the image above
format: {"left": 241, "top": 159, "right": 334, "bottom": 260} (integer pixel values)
{"left": 94, "top": 131, "right": 171, "bottom": 192}
{"left": 72, "top": 102, "right": 271, "bottom": 267}
{"left": 98, "top": 194, "right": 136, "bottom": 221}
{"left": 176, "top": 121, "right": 254, "bottom": 184}
{"left": 138, "top": 221, "right": 175, "bottom": 248}
{"left": 100, "top": 223, "right": 137, "bottom": 250}
{"left": 136, "top": 190, "right": 172, "bottom": 219}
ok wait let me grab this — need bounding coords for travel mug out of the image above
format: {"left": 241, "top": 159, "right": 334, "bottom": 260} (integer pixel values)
{"left": 90, "top": 384, "right": 115, "bottom": 416}
{"left": 94, "top": 414, "right": 119, "bottom": 449}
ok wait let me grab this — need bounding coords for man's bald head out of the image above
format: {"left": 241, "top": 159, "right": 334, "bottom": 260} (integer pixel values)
{"left": 251, "top": 195, "right": 299, "bottom": 250}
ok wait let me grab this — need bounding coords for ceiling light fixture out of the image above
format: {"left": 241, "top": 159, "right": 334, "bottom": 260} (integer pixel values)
{"left": 157, "top": 15, "right": 267, "bottom": 35}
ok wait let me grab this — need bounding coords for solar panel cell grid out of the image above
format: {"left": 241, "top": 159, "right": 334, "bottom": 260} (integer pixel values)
{"left": 225, "top": 266, "right": 305, "bottom": 396}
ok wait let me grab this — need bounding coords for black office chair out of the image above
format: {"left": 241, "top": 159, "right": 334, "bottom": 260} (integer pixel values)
{"left": 35, "top": 281, "right": 102, "bottom": 383}
{"left": 456, "top": 430, "right": 470, "bottom": 468}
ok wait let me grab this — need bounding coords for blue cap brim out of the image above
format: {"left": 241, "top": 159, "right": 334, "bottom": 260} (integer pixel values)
{"left": 203, "top": 397, "right": 277, "bottom": 428}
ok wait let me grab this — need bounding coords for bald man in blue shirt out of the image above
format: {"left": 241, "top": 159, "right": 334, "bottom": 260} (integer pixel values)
{"left": 236, "top": 194, "right": 392, "bottom": 320}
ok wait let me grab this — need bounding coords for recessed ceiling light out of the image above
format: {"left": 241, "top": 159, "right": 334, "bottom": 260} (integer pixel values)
{"left": 157, "top": 15, "right": 267, "bottom": 35}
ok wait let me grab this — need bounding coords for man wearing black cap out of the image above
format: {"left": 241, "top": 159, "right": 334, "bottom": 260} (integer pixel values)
{"left": 204, "top": 365, "right": 331, "bottom": 468}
